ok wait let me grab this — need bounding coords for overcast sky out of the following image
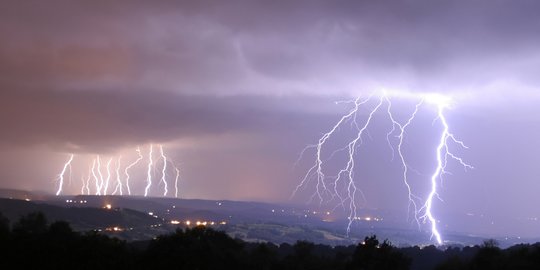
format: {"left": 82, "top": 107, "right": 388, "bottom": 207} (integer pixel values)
{"left": 1, "top": 0, "right": 540, "bottom": 238}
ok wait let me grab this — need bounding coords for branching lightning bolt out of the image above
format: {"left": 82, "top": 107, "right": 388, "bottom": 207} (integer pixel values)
{"left": 386, "top": 96, "right": 424, "bottom": 227}
{"left": 55, "top": 154, "right": 74, "bottom": 196}
{"left": 293, "top": 96, "right": 372, "bottom": 202}
{"left": 144, "top": 144, "right": 154, "bottom": 197}
{"left": 419, "top": 102, "right": 473, "bottom": 244}
{"left": 80, "top": 174, "right": 86, "bottom": 195}
{"left": 91, "top": 158, "right": 99, "bottom": 195}
{"left": 295, "top": 91, "right": 472, "bottom": 244}
{"left": 112, "top": 156, "right": 123, "bottom": 195}
{"left": 159, "top": 145, "right": 169, "bottom": 196}
{"left": 103, "top": 157, "right": 112, "bottom": 195}
{"left": 80, "top": 166, "right": 91, "bottom": 195}
{"left": 95, "top": 155, "right": 104, "bottom": 195}
{"left": 338, "top": 96, "right": 384, "bottom": 234}
{"left": 174, "top": 167, "right": 180, "bottom": 198}
{"left": 124, "top": 147, "right": 143, "bottom": 196}
{"left": 54, "top": 144, "right": 182, "bottom": 198}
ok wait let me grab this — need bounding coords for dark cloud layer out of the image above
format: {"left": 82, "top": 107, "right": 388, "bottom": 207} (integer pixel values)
{"left": 0, "top": 88, "right": 339, "bottom": 152}
{"left": 2, "top": 0, "right": 540, "bottom": 97}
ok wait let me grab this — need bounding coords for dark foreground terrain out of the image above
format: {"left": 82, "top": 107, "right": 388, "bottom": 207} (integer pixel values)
{"left": 0, "top": 191, "right": 505, "bottom": 248}
{"left": 1, "top": 211, "right": 540, "bottom": 270}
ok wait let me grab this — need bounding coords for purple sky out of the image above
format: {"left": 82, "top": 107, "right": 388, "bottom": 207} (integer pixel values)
{"left": 1, "top": 0, "right": 540, "bottom": 237}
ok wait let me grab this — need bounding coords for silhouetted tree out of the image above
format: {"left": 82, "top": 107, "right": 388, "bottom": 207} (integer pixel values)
{"left": 469, "top": 240, "right": 505, "bottom": 270}
{"left": 248, "top": 242, "right": 279, "bottom": 270}
{"left": 0, "top": 211, "right": 9, "bottom": 239}
{"left": 483, "top": 239, "right": 500, "bottom": 249}
{"left": 12, "top": 212, "right": 47, "bottom": 235}
{"left": 48, "top": 220, "right": 74, "bottom": 236}
{"left": 350, "top": 235, "right": 410, "bottom": 270}
{"left": 143, "top": 226, "right": 245, "bottom": 269}
{"left": 435, "top": 256, "right": 467, "bottom": 270}
{"left": 280, "top": 240, "right": 341, "bottom": 270}
{"left": 11, "top": 211, "right": 540, "bottom": 270}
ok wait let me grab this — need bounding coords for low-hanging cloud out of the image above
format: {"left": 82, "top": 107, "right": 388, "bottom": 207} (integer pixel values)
{"left": 0, "top": 88, "right": 341, "bottom": 152}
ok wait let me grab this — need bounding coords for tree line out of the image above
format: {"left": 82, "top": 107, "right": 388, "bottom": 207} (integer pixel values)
{"left": 1, "top": 211, "right": 540, "bottom": 269}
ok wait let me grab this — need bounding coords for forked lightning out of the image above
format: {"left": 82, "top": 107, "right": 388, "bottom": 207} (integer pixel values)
{"left": 294, "top": 91, "right": 472, "bottom": 244}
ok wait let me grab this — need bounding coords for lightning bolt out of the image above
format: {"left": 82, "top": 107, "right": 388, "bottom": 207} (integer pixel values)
{"left": 112, "top": 156, "right": 123, "bottom": 195}
{"left": 144, "top": 144, "right": 154, "bottom": 197}
{"left": 175, "top": 167, "right": 180, "bottom": 198}
{"left": 419, "top": 102, "right": 473, "bottom": 244}
{"left": 340, "top": 95, "right": 384, "bottom": 234}
{"left": 81, "top": 166, "right": 90, "bottom": 195}
{"left": 295, "top": 91, "right": 472, "bottom": 244}
{"left": 55, "top": 154, "right": 74, "bottom": 196}
{"left": 95, "top": 155, "right": 104, "bottom": 195}
{"left": 91, "top": 158, "right": 100, "bottom": 195}
{"left": 124, "top": 147, "right": 143, "bottom": 196}
{"left": 80, "top": 166, "right": 91, "bottom": 195}
{"left": 56, "top": 154, "right": 74, "bottom": 196}
{"left": 103, "top": 157, "right": 112, "bottom": 195}
{"left": 293, "top": 96, "right": 373, "bottom": 203}
{"left": 80, "top": 165, "right": 91, "bottom": 195}
{"left": 53, "top": 144, "right": 182, "bottom": 197}
{"left": 159, "top": 145, "right": 168, "bottom": 196}
{"left": 85, "top": 172, "right": 91, "bottom": 195}
{"left": 386, "top": 96, "right": 424, "bottom": 227}
{"left": 80, "top": 174, "right": 85, "bottom": 195}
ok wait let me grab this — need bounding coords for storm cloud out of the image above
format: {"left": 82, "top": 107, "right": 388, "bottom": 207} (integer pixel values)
{"left": 1, "top": 0, "right": 540, "bottom": 238}
{"left": 2, "top": 0, "right": 540, "bottom": 99}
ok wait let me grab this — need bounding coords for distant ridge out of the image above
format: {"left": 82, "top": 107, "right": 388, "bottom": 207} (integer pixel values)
{"left": 0, "top": 198, "right": 158, "bottom": 231}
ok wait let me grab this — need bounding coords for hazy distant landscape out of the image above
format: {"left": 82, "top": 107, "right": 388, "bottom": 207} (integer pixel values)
{"left": 0, "top": 188, "right": 531, "bottom": 249}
